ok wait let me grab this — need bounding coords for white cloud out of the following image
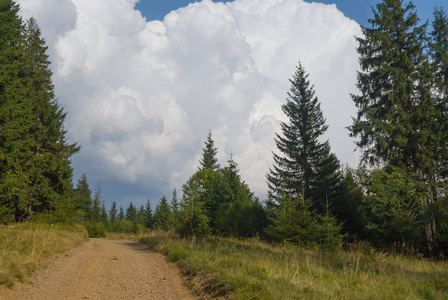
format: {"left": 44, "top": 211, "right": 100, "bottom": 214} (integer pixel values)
{"left": 17, "top": 0, "right": 361, "bottom": 207}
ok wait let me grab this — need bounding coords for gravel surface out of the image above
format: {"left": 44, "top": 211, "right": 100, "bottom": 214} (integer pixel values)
{"left": 0, "top": 239, "right": 196, "bottom": 300}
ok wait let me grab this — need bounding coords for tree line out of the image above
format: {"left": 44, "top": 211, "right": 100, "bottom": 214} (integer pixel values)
{"left": 1, "top": 0, "right": 448, "bottom": 259}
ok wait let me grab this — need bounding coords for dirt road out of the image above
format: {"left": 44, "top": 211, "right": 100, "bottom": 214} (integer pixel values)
{"left": 0, "top": 239, "right": 196, "bottom": 300}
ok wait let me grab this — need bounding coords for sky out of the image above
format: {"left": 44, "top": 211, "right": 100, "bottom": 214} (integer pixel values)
{"left": 16, "top": 0, "right": 448, "bottom": 210}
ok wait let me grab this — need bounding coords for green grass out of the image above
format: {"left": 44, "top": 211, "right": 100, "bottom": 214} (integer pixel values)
{"left": 141, "top": 231, "right": 448, "bottom": 299}
{"left": 0, "top": 223, "right": 88, "bottom": 287}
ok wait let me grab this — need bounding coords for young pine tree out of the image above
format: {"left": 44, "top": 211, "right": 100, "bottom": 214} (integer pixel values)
{"left": 198, "top": 131, "right": 220, "bottom": 171}
{"left": 153, "top": 196, "right": 171, "bottom": 231}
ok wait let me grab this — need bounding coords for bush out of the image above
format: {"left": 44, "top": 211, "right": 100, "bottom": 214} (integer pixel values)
{"left": 85, "top": 222, "right": 106, "bottom": 238}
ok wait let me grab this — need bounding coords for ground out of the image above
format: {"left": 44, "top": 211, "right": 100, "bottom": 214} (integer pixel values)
{"left": 0, "top": 239, "right": 196, "bottom": 300}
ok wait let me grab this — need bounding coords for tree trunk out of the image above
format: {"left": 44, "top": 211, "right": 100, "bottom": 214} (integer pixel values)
{"left": 417, "top": 168, "right": 438, "bottom": 259}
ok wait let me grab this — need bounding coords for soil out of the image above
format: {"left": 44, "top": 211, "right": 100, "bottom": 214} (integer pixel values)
{"left": 0, "top": 239, "right": 197, "bottom": 300}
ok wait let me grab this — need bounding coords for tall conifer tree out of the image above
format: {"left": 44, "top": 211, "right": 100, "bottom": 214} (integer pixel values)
{"left": 349, "top": 0, "right": 440, "bottom": 257}
{"left": 266, "top": 62, "right": 340, "bottom": 210}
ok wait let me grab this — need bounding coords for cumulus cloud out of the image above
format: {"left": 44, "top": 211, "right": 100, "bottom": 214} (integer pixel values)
{"left": 17, "top": 0, "right": 361, "bottom": 207}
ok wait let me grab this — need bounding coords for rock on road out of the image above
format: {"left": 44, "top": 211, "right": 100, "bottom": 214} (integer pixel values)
{"left": 1, "top": 239, "right": 196, "bottom": 300}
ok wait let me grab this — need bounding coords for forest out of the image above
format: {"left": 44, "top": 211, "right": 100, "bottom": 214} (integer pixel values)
{"left": 1, "top": 0, "right": 448, "bottom": 261}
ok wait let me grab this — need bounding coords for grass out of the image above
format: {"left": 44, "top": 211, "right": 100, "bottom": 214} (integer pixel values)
{"left": 141, "top": 231, "right": 448, "bottom": 299}
{"left": 0, "top": 223, "right": 88, "bottom": 288}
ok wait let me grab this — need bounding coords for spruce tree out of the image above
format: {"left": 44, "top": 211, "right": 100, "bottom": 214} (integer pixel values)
{"left": 74, "top": 174, "right": 92, "bottom": 220}
{"left": 198, "top": 131, "right": 220, "bottom": 171}
{"left": 0, "top": 0, "right": 34, "bottom": 223}
{"left": 266, "top": 62, "right": 340, "bottom": 211}
{"left": 144, "top": 198, "right": 153, "bottom": 229}
{"left": 91, "top": 181, "right": 102, "bottom": 222}
{"left": 348, "top": 0, "right": 440, "bottom": 257}
{"left": 429, "top": 6, "right": 448, "bottom": 256}
{"left": 109, "top": 201, "right": 118, "bottom": 230}
{"left": 125, "top": 202, "right": 137, "bottom": 222}
{"left": 153, "top": 196, "right": 171, "bottom": 231}
{"left": 22, "top": 17, "right": 79, "bottom": 215}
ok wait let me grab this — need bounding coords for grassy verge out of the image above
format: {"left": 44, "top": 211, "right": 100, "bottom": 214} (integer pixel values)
{"left": 0, "top": 223, "right": 88, "bottom": 287}
{"left": 141, "top": 231, "right": 448, "bottom": 299}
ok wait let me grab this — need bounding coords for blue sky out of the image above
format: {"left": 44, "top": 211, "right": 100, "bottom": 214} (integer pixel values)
{"left": 136, "top": 0, "right": 447, "bottom": 27}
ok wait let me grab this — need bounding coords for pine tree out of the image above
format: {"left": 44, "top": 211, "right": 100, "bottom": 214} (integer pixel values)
{"left": 118, "top": 206, "right": 124, "bottom": 221}
{"left": 74, "top": 174, "right": 92, "bottom": 220}
{"left": 0, "top": 3, "right": 78, "bottom": 223}
{"left": 179, "top": 172, "right": 211, "bottom": 238}
{"left": 198, "top": 131, "right": 220, "bottom": 171}
{"left": 125, "top": 202, "right": 137, "bottom": 222}
{"left": 430, "top": 6, "right": 448, "bottom": 256}
{"left": 144, "top": 198, "right": 153, "bottom": 229}
{"left": 109, "top": 201, "right": 118, "bottom": 230}
{"left": 348, "top": 0, "right": 440, "bottom": 257}
{"left": 0, "top": 0, "right": 34, "bottom": 223}
{"left": 100, "top": 202, "right": 108, "bottom": 229}
{"left": 266, "top": 62, "right": 340, "bottom": 211}
{"left": 22, "top": 17, "right": 79, "bottom": 217}
{"left": 170, "top": 189, "right": 179, "bottom": 229}
{"left": 217, "top": 157, "right": 267, "bottom": 237}
{"left": 153, "top": 196, "right": 171, "bottom": 231}
{"left": 91, "top": 181, "right": 102, "bottom": 222}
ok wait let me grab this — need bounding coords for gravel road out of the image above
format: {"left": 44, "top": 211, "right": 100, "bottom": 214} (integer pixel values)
{"left": 0, "top": 239, "right": 196, "bottom": 300}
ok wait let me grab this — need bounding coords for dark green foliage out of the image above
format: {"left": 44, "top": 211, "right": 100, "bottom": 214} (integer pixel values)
{"left": 348, "top": 0, "right": 446, "bottom": 257}
{"left": 118, "top": 206, "right": 124, "bottom": 221}
{"left": 91, "top": 182, "right": 102, "bottom": 222}
{"left": 144, "top": 198, "right": 153, "bottom": 229}
{"left": 109, "top": 201, "right": 118, "bottom": 230}
{"left": 265, "top": 194, "right": 318, "bottom": 246}
{"left": 0, "top": 2, "right": 78, "bottom": 223}
{"left": 74, "top": 174, "right": 92, "bottom": 221}
{"left": 169, "top": 189, "right": 179, "bottom": 229}
{"left": 265, "top": 62, "right": 343, "bottom": 247}
{"left": 178, "top": 170, "right": 212, "bottom": 237}
{"left": 153, "top": 196, "right": 171, "bottom": 231}
{"left": 85, "top": 221, "right": 106, "bottom": 238}
{"left": 317, "top": 199, "right": 344, "bottom": 250}
{"left": 215, "top": 157, "right": 267, "bottom": 238}
{"left": 125, "top": 202, "right": 137, "bottom": 222}
{"left": 266, "top": 62, "right": 341, "bottom": 212}
{"left": 198, "top": 131, "right": 220, "bottom": 171}
{"left": 357, "top": 167, "right": 424, "bottom": 252}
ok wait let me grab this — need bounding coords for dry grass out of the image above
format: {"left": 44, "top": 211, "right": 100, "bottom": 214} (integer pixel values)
{"left": 141, "top": 231, "right": 448, "bottom": 299}
{"left": 0, "top": 223, "right": 88, "bottom": 287}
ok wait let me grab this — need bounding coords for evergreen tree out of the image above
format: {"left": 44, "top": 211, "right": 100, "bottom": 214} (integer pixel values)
{"left": 430, "top": 6, "right": 448, "bottom": 256}
{"left": 144, "top": 198, "right": 153, "bottom": 229}
{"left": 22, "top": 17, "right": 79, "bottom": 218}
{"left": 109, "top": 201, "right": 118, "bottom": 230}
{"left": 100, "top": 202, "right": 108, "bottom": 229}
{"left": 178, "top": 171, "right": 211, "bottom": 238}
{"left": 74, "top": 174, "right": 92, "bottom": 220}
{"left": 217, "top": 157, "right": 267, "bottom": 238}
{"left": 0, "top": 3, "right": 78, "bottom": 223}
{"left": 136, "top": 205, "right": 146, "bottom": 226}
{"left": 153, "top": 196, "right": 171, "bottom": 231}
{"left": 198, "top": 131, "right": 220, "bottom": 171}
{"left": 348, "top": 0, "right": 440, "bottom": 257}
{"left": 266, "top": 62, "right": 340, "bottom": 211}
{"left": 0, "top": 0, "right": 34, "bottom": 223}
{"left": 91, "top": 181, "right": 102, "bottom": 222}
{"left": 125, "top": 202, "right": 137, "bottom": 222}
{"left": 170, "top": 189, "right": 179, "bottom": 229}
{"left": 118, "top": 205, "right": 124, "bottom": 221}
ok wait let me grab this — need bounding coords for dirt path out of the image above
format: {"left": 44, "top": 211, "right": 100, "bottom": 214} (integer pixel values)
{"left": 0, "top": 239, "right": 197, "bottom": 300}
